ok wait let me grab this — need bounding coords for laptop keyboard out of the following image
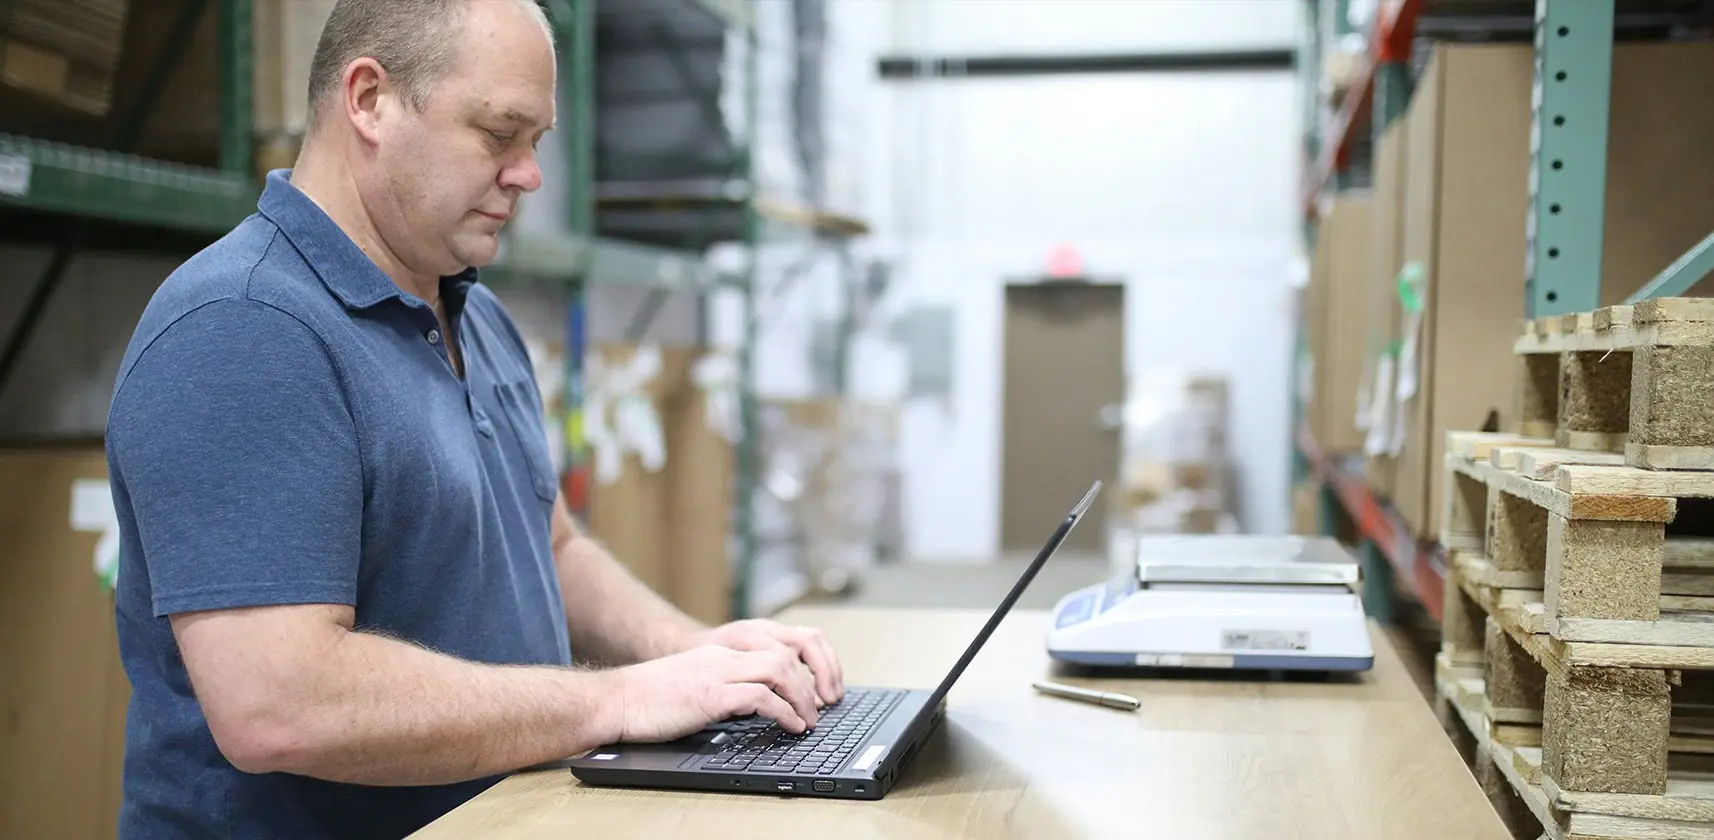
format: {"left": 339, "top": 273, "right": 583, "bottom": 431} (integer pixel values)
{"left": 695, "top": 688, "right": 905, "bottom": 775}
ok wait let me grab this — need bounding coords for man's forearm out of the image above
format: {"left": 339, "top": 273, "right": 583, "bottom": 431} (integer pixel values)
{"left": 229, "top": 628, "right": 620, "bottom": 786}
{"left": 554, "top": 533, "right": 705, "bottom": 665}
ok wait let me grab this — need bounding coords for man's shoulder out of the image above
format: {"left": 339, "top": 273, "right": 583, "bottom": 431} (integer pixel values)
{"left": 148, "top": 215, "right": 330, "bottom": 320}
{"left": 114, "top": 218, "right": 335, "bottom": 394}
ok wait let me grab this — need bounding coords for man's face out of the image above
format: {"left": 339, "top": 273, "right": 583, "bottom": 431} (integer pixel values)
{"left": 368, "top": 2, "right": 556, "bottom": 277}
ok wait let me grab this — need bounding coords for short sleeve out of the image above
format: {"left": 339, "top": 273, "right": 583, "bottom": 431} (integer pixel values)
{"left": 108, "top": 298, "right": 363, "bottom": 617}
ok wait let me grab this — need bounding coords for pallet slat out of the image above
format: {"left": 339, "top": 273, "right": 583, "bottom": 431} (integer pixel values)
{"left": 1511, "top": 298, "right": 1714, "bottom": 471}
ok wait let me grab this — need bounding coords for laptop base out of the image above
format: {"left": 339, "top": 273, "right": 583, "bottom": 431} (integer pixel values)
{"left": 568, "top": 688, "right": 944, "bottom": 801}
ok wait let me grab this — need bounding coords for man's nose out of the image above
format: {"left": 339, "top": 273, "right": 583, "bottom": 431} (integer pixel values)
{"left": 501, "top": 148, "right": 543, "bottom": 194}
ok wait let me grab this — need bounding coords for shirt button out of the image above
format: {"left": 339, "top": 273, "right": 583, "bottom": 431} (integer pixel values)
{"left": 426, "top": 328, "right": 441, "bottom": 345}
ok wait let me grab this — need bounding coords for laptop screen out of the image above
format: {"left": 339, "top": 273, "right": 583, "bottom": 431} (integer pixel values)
{"left": 909, "top": 480, "right": 1101, "bottom": 721}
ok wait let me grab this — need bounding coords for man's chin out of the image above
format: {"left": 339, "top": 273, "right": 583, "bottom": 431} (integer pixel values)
{"left": 453, "top": 236, "right": 501, "bottom": 270}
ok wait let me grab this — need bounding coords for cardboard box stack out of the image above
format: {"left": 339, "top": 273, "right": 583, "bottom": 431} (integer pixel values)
{"left": 1355, "top": 117, "right": 1411, "bottom": 499}
{"left": 0, "top": 448, "right": 128, "bottom": 840}
{"left": 1302, "top": 192, "right": 1374, "bottom": 459}
{"left": 250, "top": 0, "right": 336, "bottom": 176}
{"left": 584, "top": 343, "right": 734, "bottom": 628}
{"left": 0, "top": 0, "right": 129, "bottom": 115}
{"left": 1115, "top": 371, "right": 1235, "bottom": 536}
{"left": 1388, "top": 41, "right": 1714, "bottom": 543}
{"left": 754, "top": 398, "right": 894, "bottom": 598}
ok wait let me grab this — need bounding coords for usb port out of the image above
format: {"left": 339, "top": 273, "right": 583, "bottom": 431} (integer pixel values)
{"left": 775, "top": 781, "right": 795, "bottom": 792}
{"left": 812, "top": 780, "right": 835, "bottom": 793}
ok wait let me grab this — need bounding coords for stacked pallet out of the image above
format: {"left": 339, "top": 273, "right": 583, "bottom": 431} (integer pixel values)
{"left": 1434, "top": 298, "right": 1714, "bottom": 840}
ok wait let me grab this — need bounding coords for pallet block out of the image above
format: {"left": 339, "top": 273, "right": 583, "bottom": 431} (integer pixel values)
{"left": 1513, "top": 299, "right": 1714, "bottom": 471}
{"left": 1442, "top": 432, "right": 1714, "bottom": 648}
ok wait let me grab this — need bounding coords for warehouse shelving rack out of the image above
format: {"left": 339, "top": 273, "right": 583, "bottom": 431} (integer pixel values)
{"left": 1292, "top": 0, "right": 1714, "bottom": 624}
{"left": 539, "top": 0, "right": 868, "bottom": 620}
{"left": 0, "top": 0, "right": 861, "bottom": 619}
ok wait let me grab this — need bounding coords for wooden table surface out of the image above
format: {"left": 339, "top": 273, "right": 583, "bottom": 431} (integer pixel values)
{"left": 409, "top": 606, "right": 1510, "bottom": 840}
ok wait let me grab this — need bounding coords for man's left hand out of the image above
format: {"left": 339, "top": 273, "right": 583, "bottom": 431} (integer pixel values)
{"left": 687, "top": 619, "right": 845, "bottom": 707}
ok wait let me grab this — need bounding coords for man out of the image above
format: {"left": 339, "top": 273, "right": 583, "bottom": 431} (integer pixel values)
{"left": 104, "top": 1, "right": 843, "bottom": 837}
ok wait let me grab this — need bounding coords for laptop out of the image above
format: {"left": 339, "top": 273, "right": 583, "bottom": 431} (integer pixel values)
{"left": 565, "top": 480, "right": 1102, "bottom": 801}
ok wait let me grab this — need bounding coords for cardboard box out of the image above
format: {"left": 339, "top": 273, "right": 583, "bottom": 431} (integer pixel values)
{"left": 585, "top": 344, "right": 733, "bottom": 627}
{"left": 0, "top": 0, "right": 129, "bottom": 114}
{"left": 251, "top": 0, "right": 335, "bottom": 168}
{"left": 1392, "top": 42, "right": 1714, "bottom": 539}
{"left": 1359, "top": 120, "right": 1410, "bottom": 499}
{"left": 0, "top": 448, "right": 128, "bottom": 840}
{"left": 1305, "top": 193, "right": 1374, "bottom": 455}
{"left": 1292, "top": 480, "right": 1322, "bottom": 536}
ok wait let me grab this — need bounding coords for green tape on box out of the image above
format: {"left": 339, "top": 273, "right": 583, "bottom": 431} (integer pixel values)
{"left": 1395, "top": 262, "right": 1425, "bottom": 313}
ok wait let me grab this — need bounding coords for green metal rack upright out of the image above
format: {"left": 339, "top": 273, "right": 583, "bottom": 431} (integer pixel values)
{"left": 1525, "top": 0, "right": 1714, "bottom": 312}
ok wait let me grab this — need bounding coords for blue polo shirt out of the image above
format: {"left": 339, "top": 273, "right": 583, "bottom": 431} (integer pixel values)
{"left": 105, "top": 170, "right": 573, "bottom": 839}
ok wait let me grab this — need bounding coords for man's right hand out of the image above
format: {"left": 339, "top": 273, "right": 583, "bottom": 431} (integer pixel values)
{"left": 607, "top": 644, "right": 822, "bottom": 743}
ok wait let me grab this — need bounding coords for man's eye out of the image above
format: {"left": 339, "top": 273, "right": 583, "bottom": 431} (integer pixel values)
{"left": 487, "top": 130, "right": 514, "bottom": 144}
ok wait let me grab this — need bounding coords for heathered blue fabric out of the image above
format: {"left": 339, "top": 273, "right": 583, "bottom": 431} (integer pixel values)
{"left": 105, "top": 170, "right": 572, "bottom": 839}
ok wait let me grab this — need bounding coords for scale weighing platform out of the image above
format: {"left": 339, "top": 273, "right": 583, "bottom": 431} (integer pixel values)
{"left": 1046, "top": 535, "right": 1375, "bottom": 672}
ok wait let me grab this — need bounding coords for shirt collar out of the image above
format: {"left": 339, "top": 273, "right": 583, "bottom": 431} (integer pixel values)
{"left": 257, "top": 169, "right": 478, "bottom": 311}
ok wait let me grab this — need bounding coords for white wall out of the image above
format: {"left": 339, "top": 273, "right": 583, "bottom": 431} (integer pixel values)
{"left": 807, "top": 0, "right": 1305, "bottom": 561}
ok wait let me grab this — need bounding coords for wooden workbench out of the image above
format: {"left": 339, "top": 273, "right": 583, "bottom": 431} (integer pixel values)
{"left": 409, "top": 606, "right": 1510, "bottom": 839}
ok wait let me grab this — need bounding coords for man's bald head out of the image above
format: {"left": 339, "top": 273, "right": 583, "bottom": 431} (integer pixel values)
{"left": 305, "top": 0, "right": 551, "bottom": 132}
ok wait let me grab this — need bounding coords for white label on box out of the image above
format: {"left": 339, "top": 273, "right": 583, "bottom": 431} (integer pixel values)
{"left": 0, "top": 154, "right": 31, "bottom": 197}
{"left": 70, "top": 479, "right": 120, "bottom": 589}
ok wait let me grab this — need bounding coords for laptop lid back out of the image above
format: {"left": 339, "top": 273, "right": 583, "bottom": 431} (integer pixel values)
{"left": 905, "top": 481, "right": 1101, "bottom": 725}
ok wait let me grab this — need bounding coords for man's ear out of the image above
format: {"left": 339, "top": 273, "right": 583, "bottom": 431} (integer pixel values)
{"left": 342, "top": 56, "right": 390, "bottom": 146}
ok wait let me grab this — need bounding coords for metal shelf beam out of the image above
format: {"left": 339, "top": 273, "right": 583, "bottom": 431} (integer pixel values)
{"left": 490, "top": 230, "right": 714, "bottom": 289}
{"left": 1626, "top": 229, "right": 1714, "bottom": 303}
{"left": 0, "top": 134, "right": 256, "bottom": 234}
{"left": 1300, "top": 0, "right": 1426, "bottom": 218}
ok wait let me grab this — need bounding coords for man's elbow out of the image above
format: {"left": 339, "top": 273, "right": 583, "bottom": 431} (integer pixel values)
{"left": 173, "top": 603, "right": 359, "bottom": 776}
{"left": 205, "top": 696, "right": 325, "bottom": 775}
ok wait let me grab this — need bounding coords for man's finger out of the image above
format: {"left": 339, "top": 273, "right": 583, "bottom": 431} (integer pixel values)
{"left": 738, "top": 650, "right": 819, "bottom": 728}
{"left": 782, "top": 625, "right": 842, "bottom": 704}
{"left": 815, "top": 632, "right": 845, "bottom": 701}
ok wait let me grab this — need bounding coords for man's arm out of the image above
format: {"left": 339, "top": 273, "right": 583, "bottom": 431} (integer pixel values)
{"left": 172, "top": 603, "right": 622, "bottom": 785}
{"left": 549, "top": 495, "right": 705, "bottom": 665}
{"left": 547, "top": 495, "right": 847, "bottom": 704}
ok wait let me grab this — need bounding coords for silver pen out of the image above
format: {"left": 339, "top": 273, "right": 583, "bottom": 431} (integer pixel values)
{"left": 1031, "top": 680, "right": 1141, "bottom": 711}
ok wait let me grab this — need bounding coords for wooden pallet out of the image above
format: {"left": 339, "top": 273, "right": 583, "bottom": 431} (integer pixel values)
{"left": 1512, "top": 298, "right": 1714, "bottom": 471}
{"left": 1441, "top": 431, "right": 1714, "bottom": 649}
{"left": 1437, "top": 559, "right": 1714, "bottom": 839}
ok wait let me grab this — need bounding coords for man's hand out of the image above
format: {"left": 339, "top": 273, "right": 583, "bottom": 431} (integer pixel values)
{"left": 686, "top": 619, "right": 846, "bottom": 706}
{"left": 610, "top": 645, "right": 821, "bottom": 742}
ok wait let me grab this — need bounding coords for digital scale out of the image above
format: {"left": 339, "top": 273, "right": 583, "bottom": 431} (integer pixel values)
{"left": 1046, "top": 535, "right": 1375, "bottom": 672}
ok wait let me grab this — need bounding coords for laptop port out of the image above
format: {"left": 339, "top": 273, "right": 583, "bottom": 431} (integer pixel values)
{"left": 812, "top": 780, "right": 836, "bottom": 793}
{"left": 775, "top": 781, "right": 795, "bottom": 792}
{"left": 854, "top": 784, "right": 866, "bottom": 794}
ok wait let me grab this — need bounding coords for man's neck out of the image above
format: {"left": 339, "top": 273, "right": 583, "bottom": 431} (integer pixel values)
{"left": 289, "top": 148, "right": 441, "bottom": 307}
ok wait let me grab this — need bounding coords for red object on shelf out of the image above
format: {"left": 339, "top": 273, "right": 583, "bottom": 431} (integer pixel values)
{"left": 1296, "top": 424, "right": 1443, "bottom": 622}
{"left": 1300, "top": 0, "right": 1426, "bottom": 219}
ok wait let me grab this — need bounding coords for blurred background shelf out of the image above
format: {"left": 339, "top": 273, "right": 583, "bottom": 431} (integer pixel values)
{"left": 0, "top": 134, "right": 255, "bottom": 234}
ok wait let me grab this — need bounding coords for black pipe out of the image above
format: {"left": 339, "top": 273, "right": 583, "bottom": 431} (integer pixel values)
{"left": 0, "top": 230, "right": 81, "bottom": 402}
{"left": 877, "top": 49, "right": 1295, "bottom": 80}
